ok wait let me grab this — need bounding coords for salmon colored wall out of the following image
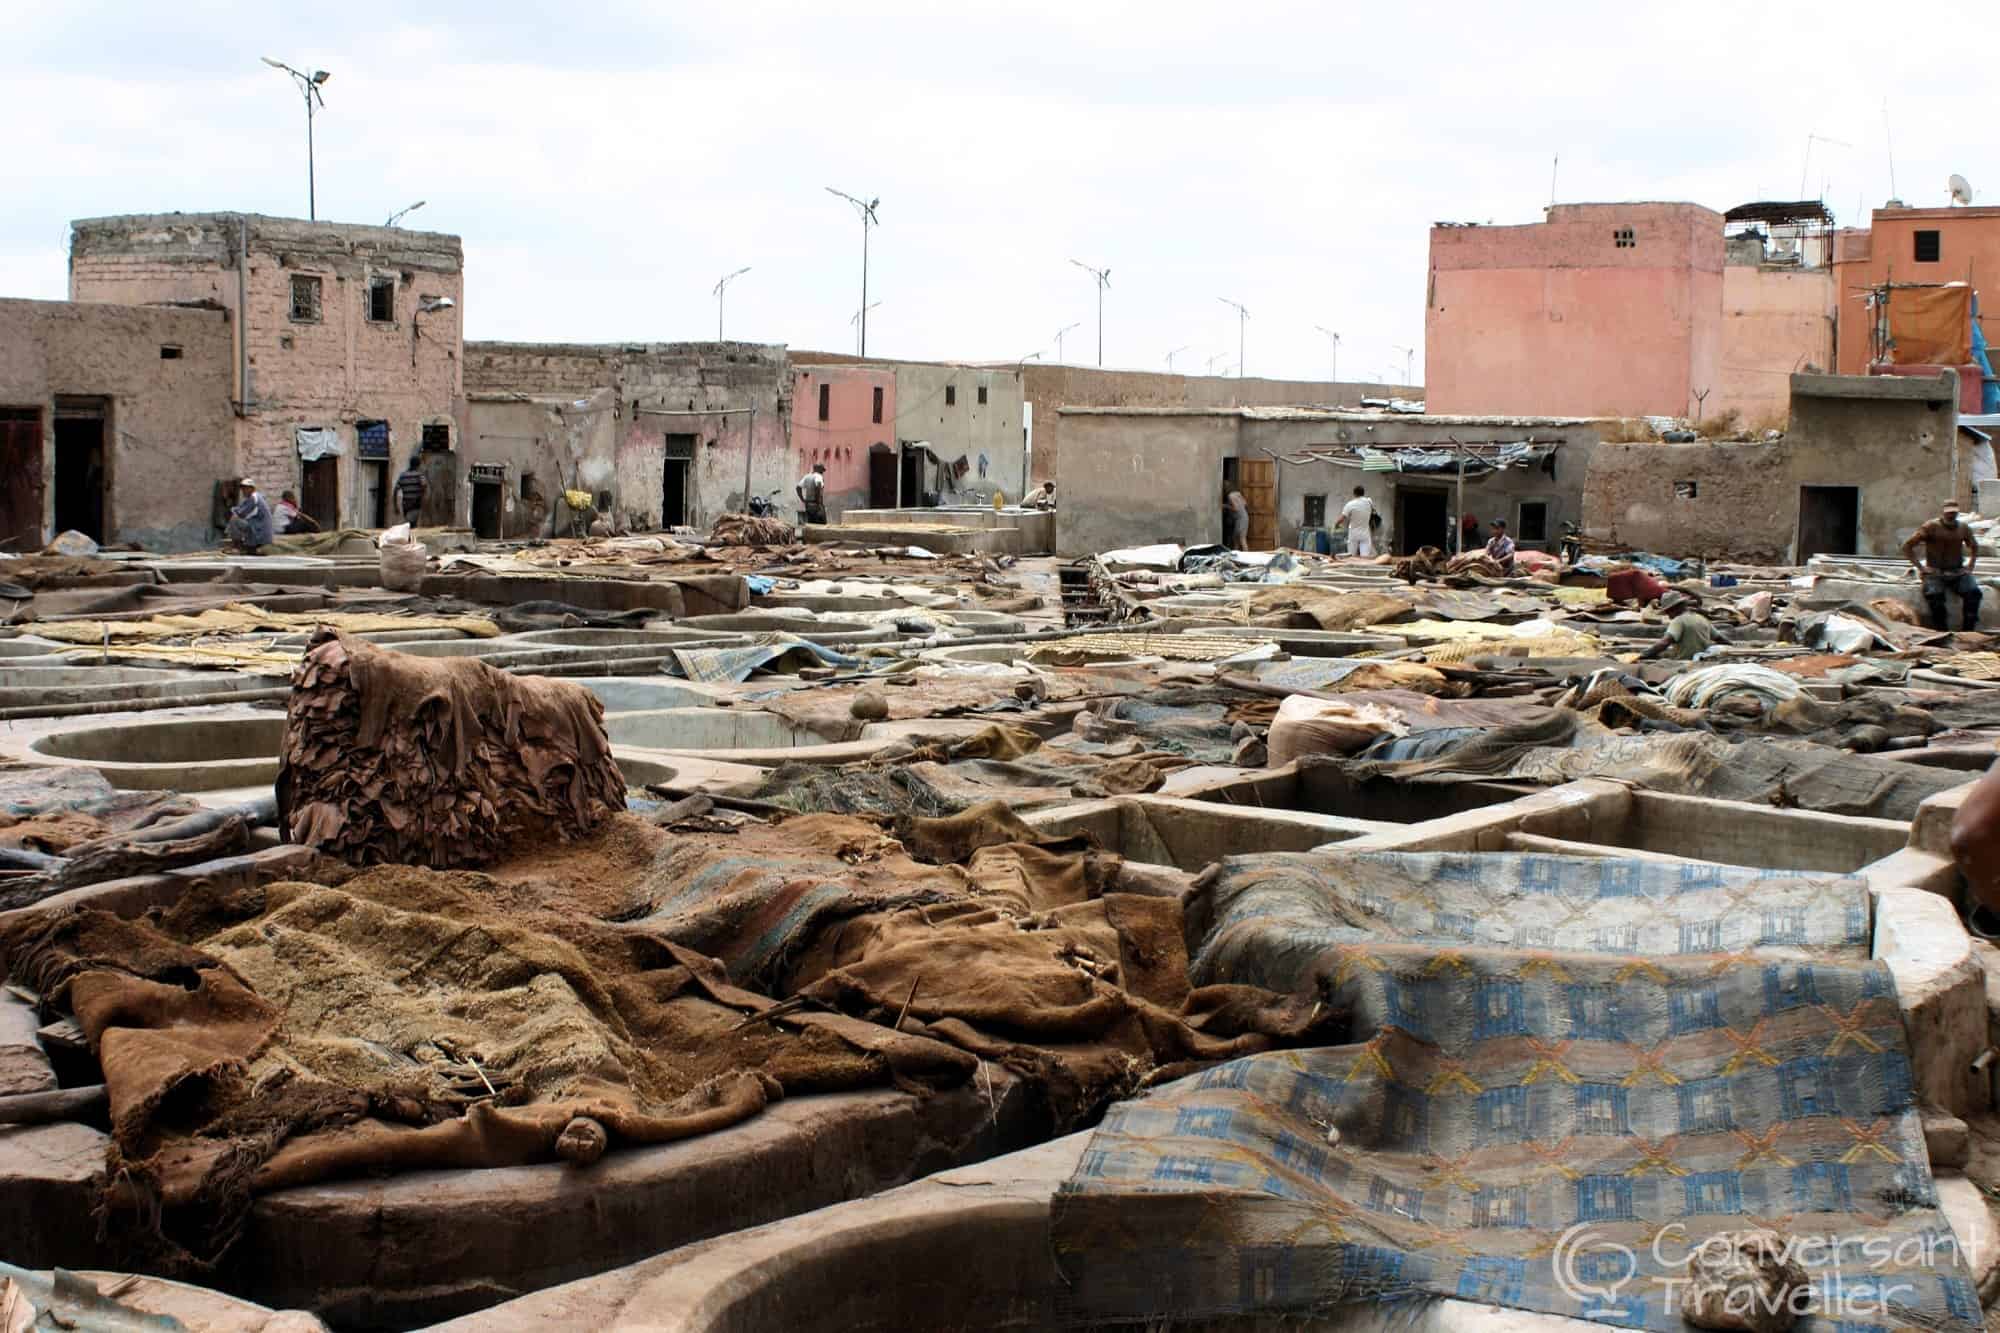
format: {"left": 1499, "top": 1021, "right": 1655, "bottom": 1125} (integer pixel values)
{"left": 1831, "top": 207, "right": 2000, "bottom": 374}
{"left": 1716, "top": 265, "right": 1835, "bottom": 427}
{"left": 1426, "top": 203, "right": 1724, "bottom": 418}
{"left": 792, "top": 364, "right": 894, "bottom": 517}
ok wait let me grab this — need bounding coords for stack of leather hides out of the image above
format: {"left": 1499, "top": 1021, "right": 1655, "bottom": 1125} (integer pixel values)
{"left": 276, "top": 628, "right": 625, "bottom": 867}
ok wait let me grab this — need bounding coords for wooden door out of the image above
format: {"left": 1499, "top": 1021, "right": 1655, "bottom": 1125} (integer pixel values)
{"left": 0, "top": 410, "right": 43, "bottom": 553}
{"left": 301, "top": 457, "right": 340, "bottom": 530}
{"left": 420, "top": 445, "right": 457, "bottom": 528}
{"left": 1240, "top": 458, "right": 1277, "bottom": 551}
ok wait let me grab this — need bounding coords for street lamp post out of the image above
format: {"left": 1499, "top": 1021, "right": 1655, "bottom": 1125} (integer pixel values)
{"left": 1393, "top": 344, "right": 1415, "bottom": 386}
{"left": 712, "top": 266, "right": 751, "bottom": 341}
{"left": 1314, "top": 325, "right": 1341, "bottom": 383}
{"left": 1068, "top": 260, "right": 1110, "bottom": 366}
{"left": 826, "top": 188, "right": 880, "bottom": 356}
{"left": 385, "top": 200, "right": 426, "bottom": 228}
{"left": 261, "top": 58, "right": 331, "bottom": 220}
{"left": 1053, "top": 322, "right": 1079, "bottom": 364}
{"left": 1166, "top": 345, "right": 1190, "bottom": 373}
{"left": 1219, "top": 298, "right": 1249, "bottom": 378}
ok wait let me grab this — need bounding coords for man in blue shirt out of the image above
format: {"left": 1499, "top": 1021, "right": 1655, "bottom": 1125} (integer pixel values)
{"left": 227, "top": 478, "right": 273, "bottom": 551}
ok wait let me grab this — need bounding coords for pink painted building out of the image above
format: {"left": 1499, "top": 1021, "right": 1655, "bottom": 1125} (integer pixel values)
{"left": 1426, "top": 203, "right": 1724, "bottom": 419}
{"left": 792, "top": 363, "right": 896, "bottom": 516}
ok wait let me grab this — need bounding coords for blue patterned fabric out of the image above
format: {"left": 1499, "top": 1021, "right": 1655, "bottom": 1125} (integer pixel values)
{"left": 1053, "top": 851, "right": 1976, "bottom": 1331}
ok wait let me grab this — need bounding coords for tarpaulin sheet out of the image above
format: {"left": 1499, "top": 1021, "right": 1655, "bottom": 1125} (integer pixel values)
{"left": 669, "top": 633, "right": 859, "bottom": 684}
{"left": 1888, "top": 284, "right": 1972, "bottom": 367}
{"left": 294, "top": 426, "right": 342, "bottom": 461}
{"left": 1052, "top": 850, "right": 1976, "bottom": 1331}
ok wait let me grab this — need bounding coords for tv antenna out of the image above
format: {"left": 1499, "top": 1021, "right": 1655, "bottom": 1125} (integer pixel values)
{"left": 1799, "top": 133, "right": 1850, "bottom": 199}
{"left": 1882, "top": 100, "right": 1899, "bottom": 202}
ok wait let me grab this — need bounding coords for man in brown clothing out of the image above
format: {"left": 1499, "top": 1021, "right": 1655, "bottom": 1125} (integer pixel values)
{"left": 1901, "top": 500, "right": 1982, "bottom": 630}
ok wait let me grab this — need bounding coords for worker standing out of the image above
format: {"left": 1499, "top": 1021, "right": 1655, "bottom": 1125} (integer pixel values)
{"left": 394, "top": 457, "right": 429, "bottom": 528}
{"left": 796, "top": 462, "right": 828, "bottom": 525}
{"left": 1336, "top": 486, "right": 1377, "bottom": 558}
{"left": 1902, "top": 499, "right": 1982, "bottom": 631}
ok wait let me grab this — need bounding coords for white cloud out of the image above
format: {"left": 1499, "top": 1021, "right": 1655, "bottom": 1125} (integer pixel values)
{"left": 4, "top": 0, "right": 1990, "bottom": 386}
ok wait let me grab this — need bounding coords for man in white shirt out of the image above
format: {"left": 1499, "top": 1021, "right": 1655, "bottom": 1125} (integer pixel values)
{"left": 796, "top": 462, "right": 828, "bottom": 525}
{"left": 1336, "top": 486, "right": 1377, "bottom": 557}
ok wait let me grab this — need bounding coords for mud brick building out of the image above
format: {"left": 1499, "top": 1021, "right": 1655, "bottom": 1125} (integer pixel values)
{"left": 69, "top": 212, "right": 466, "bottom": 530}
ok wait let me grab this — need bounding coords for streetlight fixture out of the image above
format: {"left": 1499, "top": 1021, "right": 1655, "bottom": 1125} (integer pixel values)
{"left": 848, "top": 301, "right": 882, "bottom": 354}
{"left": 1205, "top": 351, "right": 1230, "bottom": 375}
{"left": 1166, "top": 345, "right": 1190, "bottom": 373}
{"left": 1392, "top": 343, "right": 1415, "bottom": 385}
{"left": 384, "top": 200, "right": 425, "bottom": 228}
{"left": 1053, "top": 322, "right": 1080, "bottom": 364}
{"left": 712, "top": 266, "right": 751, "bottom": 341}
{"left": 1314, "top": 326, "right": 1341, "bottom": 383}
{"left": 262, "top": 57, "right": 331, "bottom": 220}
{"left": 826, "top": 188, "right": 880, "bottom": 355}
{"left": 1068, "top": 260, "right": 1110, "bottom": 366}
{"left": 1218, "top": 298, "right": 1249, "bottom": 378}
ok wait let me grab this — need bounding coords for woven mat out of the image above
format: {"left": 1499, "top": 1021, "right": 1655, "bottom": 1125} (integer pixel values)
{"left": 1052, "top": 850, "right": 1979, "bottom": 1331}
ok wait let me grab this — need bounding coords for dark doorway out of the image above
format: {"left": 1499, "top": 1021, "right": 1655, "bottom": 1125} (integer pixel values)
{"left": 869, "top": 444, "right": 897, "bottom": 508}
{"left": 1219, "top": 458, "right": 1242, "bottom": 543}
{"left": 52, "top": 402, "right": 106, "bottom": 542}
{"left": 899, "top": 446, "right": 920, "bottom": 507}
{"left": 663, "top": 433, "right": 695, "bottom": 527}
{"left": 1797, "top": 485, "right": 1859, "bottom": 561}
{"left": 662, "top": 460, "right": 689, "bottom": 527}
{"left": 0, "top": 408, "right": 42, "bottom": 553}
{"left": 1395, "top": 487, "right": 1448, "bottom": 554}
{"left": 362, "top": 461, "right": 389, "bottom": 528}
{"left": 471, "top": 480, "right": 502, "bottom": 539}
{"left": 301, "top": 457, "right": 340, "bottom": 530}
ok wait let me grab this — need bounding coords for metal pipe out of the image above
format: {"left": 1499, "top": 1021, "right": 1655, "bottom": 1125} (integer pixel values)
{"left": 236, "top": 216, "right": 250, "bottom": 417}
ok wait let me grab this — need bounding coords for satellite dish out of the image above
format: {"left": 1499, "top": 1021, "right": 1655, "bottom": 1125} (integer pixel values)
{"left": 1950, "top": 173, "right": 1974, "bottom": 205}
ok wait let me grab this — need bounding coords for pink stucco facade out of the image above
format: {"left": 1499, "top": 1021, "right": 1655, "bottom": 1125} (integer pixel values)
{"left": 1716, "top": 264, "right": 1835, "bottom": 428}
{"left": 792, "top": 364, "right": 895, "bottom": 516}
{"left": 1832, "top": 206, "right": 2000, "bottom": 376}
{"left": 1426, "top": 203, "right": 1724, "bottom": 418}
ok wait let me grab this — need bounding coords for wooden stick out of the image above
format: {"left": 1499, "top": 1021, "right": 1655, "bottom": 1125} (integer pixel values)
{"left": 893, "top": 977, "right": 922, "bottom": 1033}
{"left": 0, "top": 1085, "right": 107, "bottom": 1126}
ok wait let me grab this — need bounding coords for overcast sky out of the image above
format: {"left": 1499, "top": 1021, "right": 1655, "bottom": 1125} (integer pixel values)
{"left": 6, "top": 3, "right": 1984, "bottom": 385}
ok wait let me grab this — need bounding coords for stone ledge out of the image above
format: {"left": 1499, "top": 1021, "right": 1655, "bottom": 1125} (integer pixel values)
{"left": 1874, "top": 886, "right": 1989, "bottom": 1116}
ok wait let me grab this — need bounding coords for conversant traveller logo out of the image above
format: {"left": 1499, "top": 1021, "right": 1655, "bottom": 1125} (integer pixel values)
{"left": 1551, "top": 1223, "right": 1641, "bottom": 1319}
{"left": 1550, "top": 1221, "right": 1953, "bottom": 1323}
